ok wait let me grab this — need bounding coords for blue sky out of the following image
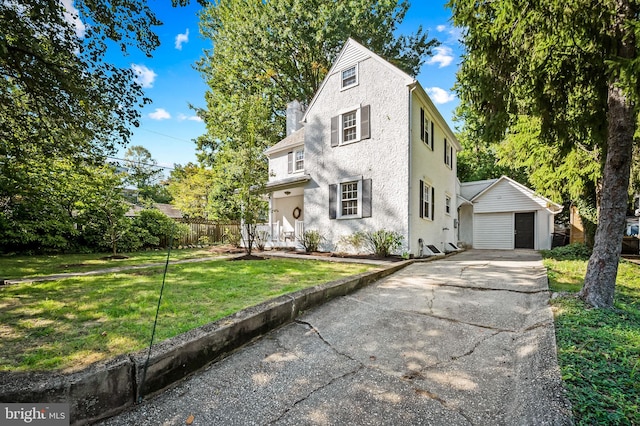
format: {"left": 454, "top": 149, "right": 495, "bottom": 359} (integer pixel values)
{"left": 113, "top": 1, "right": 463, "bottom": 169}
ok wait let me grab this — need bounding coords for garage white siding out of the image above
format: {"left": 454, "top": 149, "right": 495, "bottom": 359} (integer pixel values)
{"left": 474, "top": 213, "right": 513, "bottom": 249}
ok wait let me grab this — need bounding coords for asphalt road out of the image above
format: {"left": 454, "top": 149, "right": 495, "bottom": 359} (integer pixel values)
{"left": 98, "top": 250, "right": 573, "bottom": 425}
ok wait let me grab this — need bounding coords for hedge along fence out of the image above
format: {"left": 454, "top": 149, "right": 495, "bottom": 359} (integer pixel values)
{"left": 161, "top": 221, "right": 240, "bottom": 247}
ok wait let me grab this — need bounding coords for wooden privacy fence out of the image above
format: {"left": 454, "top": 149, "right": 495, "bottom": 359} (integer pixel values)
{"left": 161, "top": 220, "right": 240, "bottom": 247}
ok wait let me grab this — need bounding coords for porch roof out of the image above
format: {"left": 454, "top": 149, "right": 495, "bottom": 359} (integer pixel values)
{"left": 264, "top": 128, "right": 305, "bottom": 156}
{"left": 264, "top": 174, "right": 311, "bottom": 192}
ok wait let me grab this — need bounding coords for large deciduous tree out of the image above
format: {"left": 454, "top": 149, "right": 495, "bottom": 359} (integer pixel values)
{"left": 1, "top": 0, "right": 163, "bottom": 162}
{"left": 449, "top": 0, "right": 638, "bottom": 308}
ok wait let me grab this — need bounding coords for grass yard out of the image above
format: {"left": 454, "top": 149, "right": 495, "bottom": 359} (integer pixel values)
{"left": 0, "top": 257, "right": 376, "bottom": 372}
{"left": 0, "top": 248, "right": 218, "bottom": 279}
{"left": 542, "top": 246, "right": 640, "bottom": 425}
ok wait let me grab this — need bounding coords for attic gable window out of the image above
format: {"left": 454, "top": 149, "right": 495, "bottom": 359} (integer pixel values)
{"left": 341, "top": 65, "right": 358, "bottom": 89}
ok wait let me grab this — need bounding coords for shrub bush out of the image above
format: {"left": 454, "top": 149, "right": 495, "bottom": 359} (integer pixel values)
{"left": 358, "top": 229, "right": 404, "bottom": 257}
{"left": 297, "top": 230, "right": 325, "bottom": 252}
{"left": 540, "top": 243, "right": 592, "bottom": 261}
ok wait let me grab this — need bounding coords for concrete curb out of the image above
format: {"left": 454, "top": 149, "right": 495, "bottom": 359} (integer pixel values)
{"left": 0, "top": 259, "right": 413, "bottom": 425}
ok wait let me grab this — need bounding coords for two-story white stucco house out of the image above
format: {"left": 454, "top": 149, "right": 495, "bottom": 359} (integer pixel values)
{"left": 261, "top": 38, "right": 461, "bottom": 256}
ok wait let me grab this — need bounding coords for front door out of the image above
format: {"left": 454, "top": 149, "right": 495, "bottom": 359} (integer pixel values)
{"left": 514, "top": 212, "right": 535, "bottom": 249}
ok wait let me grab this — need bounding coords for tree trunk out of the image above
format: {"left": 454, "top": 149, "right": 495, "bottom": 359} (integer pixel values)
{"left": 579, "top": 89, "right": 635, "bottom": 307}
{"left": 579, "top": 0, "right": 636, "bottom": 308}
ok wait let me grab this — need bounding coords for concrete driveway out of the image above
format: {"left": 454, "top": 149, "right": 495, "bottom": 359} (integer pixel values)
{"left": 99, "top": 250, "right": 572, "bottom": 425}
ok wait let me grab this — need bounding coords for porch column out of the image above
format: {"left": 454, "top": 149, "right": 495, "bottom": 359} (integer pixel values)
{"left": 268, "top": 193, "right": 274, "bottom": 242}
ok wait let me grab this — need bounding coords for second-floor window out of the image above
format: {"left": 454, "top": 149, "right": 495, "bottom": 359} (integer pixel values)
{"left": 330, "top": 105, "right": 371, "bottom": 147}
{"left": 445, "top": 195, "right": 451, "bottom": 215}
{"left": 294, "top": 149, "right": 304, "bottom": 171}
{"left": 444, "top": 138, "right": 453, "bottom": 168}
{"left": 287, "top": 148, "right": 304, "bottom": 173}
{"left": 420, "top": 108, "right": 434, "bottom": 150}
{"left": 342, "top": 111, "right": 357, "bottom": 142}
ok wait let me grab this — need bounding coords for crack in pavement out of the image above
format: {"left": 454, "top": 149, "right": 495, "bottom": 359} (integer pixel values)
{"left": 343, "top": 295, "right": 517, "bottom": 333}
{"left": 292, "top": 318, "right": 493, "bottom": 426}
{"left": 426, "top": 280, "right": 550, "bottom": 295}
{"left": 266, "top": 364, "right": 364, "bottom": 425}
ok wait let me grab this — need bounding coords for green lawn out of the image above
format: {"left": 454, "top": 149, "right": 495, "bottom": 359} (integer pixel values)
{"left": 0, "top": 248, "right": 218, "bottom": 279}
{"left": 0, "top": 257, "right": 376, "bottom": 372}
{"left": 542, "top": 249, "right": 640, "bottom": 425}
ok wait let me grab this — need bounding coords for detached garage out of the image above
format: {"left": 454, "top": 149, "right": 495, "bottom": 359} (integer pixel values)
{"left": 458, "top": 176, "right": 563, "bottom": 250}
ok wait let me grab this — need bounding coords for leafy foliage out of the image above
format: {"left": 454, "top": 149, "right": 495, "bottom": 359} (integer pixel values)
{"left": 167, "top": 163, "right": 216, "bottom": 219}
{"left": 121, "top": 146, "right": 171, "bottom": 204}
{"left": 540, "top": 243, "right": 592, "bottom": 262}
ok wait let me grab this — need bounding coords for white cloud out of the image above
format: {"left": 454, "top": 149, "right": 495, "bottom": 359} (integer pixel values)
{"left": 426, "top": 87, "right": 456, "bottom": 104}
{"left": 427, "top": 46, "right": 454, "bottom": 68}
{"left": 178, "top": 113, "right": 203, "bottom": 122}
{"left": 149, "top": 108, "right": 171, "bottom": 120}
{"left": 436, "top": 24, "right": 447, "bottom": 32}
{"left": 60, "top": 0, "right": 86, "bottom": 38}
{"left": 131, "top": 64, "right": 157, "bottom": 88}
{"left": 175, "top": 28, "right": 189, "bottom": 50}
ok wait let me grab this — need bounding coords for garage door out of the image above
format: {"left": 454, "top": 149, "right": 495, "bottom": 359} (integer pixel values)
{"left": 473, "top": 213, "right": 513, "bottom": 249}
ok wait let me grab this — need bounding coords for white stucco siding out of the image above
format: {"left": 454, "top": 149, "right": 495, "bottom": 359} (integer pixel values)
{"left": 409, "top": 91, "right": 458, "bottom": 254}
{"left": 268, "top": 149, "right": 305, "bottom": 182}
{"left": 473, "top": 179, "right": 549, "bottom": 213}
{"left": 473, "top": 213, "right": 514, "bottom": 249}
{"left": 303, "top": 56, "right": 410, "bottom": 252}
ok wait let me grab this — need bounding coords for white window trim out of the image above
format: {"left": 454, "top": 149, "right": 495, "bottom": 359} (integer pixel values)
{"left": 339, "top": 105, "right": 362, "bottom": 146}
{"left": 338, "top": 176, "right": 363, "bottom": 219}
{"left": 340, "top": 64, "right": 359, "bottom": 90}
{"left": 445, "top": 193, "right": 452, "bottom": 216}
{"left": 293, "top": 148, "right": 304, "bottom": 173}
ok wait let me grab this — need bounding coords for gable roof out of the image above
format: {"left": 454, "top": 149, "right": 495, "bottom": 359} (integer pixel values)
{"left": 302, "top": 38, "right": 414, "bottom": 123}
{"left": 264, "top": 127, "right": 304, "bottom": 156}
{"left": 459, "top": 178, "right": 498, "bottom": 200}
{"left": 300, "top": 38, "right": 461, "bottom": 151}
{"left": 468, "top": 176, "right": 563, "bottom": 214}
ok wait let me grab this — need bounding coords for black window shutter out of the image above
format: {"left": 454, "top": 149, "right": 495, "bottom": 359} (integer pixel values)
{"left": 431, "top": 186, "right": 435, "bottom": 220}
{"left": 444, "top": 138, "right": 447, "bottom": 163}
{"left": 329, "top": 184, "right": 337, "bottom": 219}
{"left": 362, "top": 179, "right": 372, "bottom": 218}
{"left": 420, "top": 108, "right": 425, "bottom": 142}
{"left": 419, "top": 180, "right": 424, "bottom": 218}
{"left": 287, "top": 151, "right": 293, "bottom": 173}
{"left": 361, "top": 105, "right": 370, "bottom": 140}
{"left": 331, "top": 116, "right": 339, "bottom": 147}
{"left": 430, "top": 121, "right": 434, "bottom": 150}
{"left": 450, "top": 146, "right": 454, "bottom": 168}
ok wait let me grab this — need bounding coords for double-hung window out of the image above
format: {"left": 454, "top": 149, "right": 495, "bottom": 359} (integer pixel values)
{"left": 341, "top": 65, "right": 358, "bottom": 89}
{"left": 330, "top": 105, "right": 371, "bottom": 147}
{"left": 329, "top": 178, "right": 372, "bottom": 219}
{"left": 342, "top": 111, "right": 358, "bottom": 143}
{"left": 419, "top": 180, "right": 434, "bottom": 220}
{"left": 420, "top": 108, "right": 434, "bottom": 150}
{"left": 341, "top": 181, "right": 359, "bottom": 217}
{"left": 287, "top": 148, "right": 304, "bottom": 173}
{"left": 444, "top": 138, "right": 453, "bottom": 168}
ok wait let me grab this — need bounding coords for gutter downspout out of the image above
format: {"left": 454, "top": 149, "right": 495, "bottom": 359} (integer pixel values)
{"left": 408, "top": 82, "right": 418, "bottom": 256}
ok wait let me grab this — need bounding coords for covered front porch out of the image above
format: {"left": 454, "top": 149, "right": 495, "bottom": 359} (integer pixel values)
{"left": 259, "top": 175, "right": 309, "bottom": 249}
